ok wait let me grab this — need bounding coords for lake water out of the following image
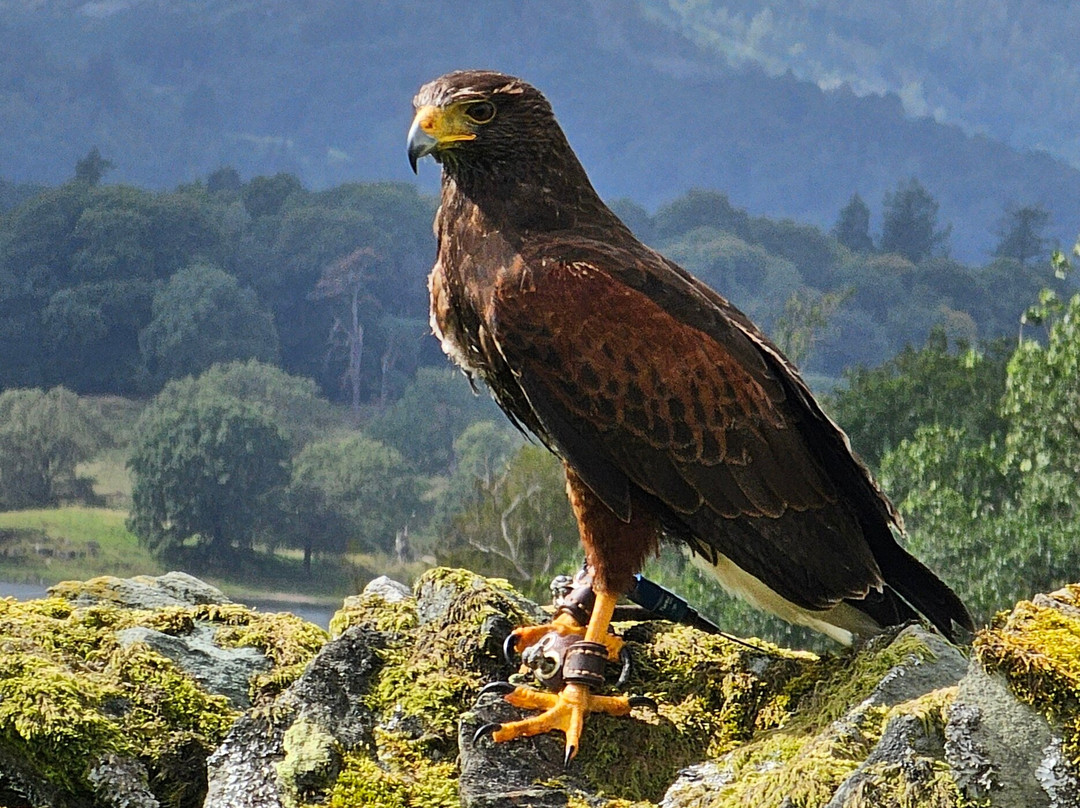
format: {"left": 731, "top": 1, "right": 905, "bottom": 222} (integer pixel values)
{"left": 0, "top": 580, "right": 335, "bottom": 630}
{"left": 0, "top": 581, "right": 48, "bottom": 601}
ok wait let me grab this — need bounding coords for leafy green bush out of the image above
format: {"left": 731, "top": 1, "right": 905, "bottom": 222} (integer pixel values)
{"left": 289, "top": 433, "right": 421, "bottom": 555}
{"left": 127, "top": 391, "right": 290, "bottom": 568}
{"left": 0, "top": 387, "right": 107, "bottom": 509}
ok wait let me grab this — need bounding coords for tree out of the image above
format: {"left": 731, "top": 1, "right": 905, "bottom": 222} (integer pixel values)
{"left": 151, "top": 360, "right": 336, "bottom": 449}
{"left": 289, "top": 434, "right": 420, "bottom": 556}
{"left": 364, "top": 367, "right": 505, "bottom": 473}
{"left": 312, "top": 247, "right": 382, "bottom": 413}
{"left": 652, "top": 189, "right": 749, "bottom": 242}
{"left": 73, "top": 147, "right": 114, "bottom": 187}
{"left": 832, "top": 193, "right": 874, "bottom": 252}
{"left": 434, "top": 420, "right": 522, "bottom": 527}
{"left": 661, "top": 228, "right": 801, "bottom": 327}
{"left": 772, "top": 287, "right": 852, "bottom": 369}
{"left": 41, "top": 280, "right": 154, "bottom": 394}
{"left": 877, "top": 255, "right": 1080, "bottom": 623}
{"left": 127, "top": 392, "right": 290, "bottom": 566}
{"left": 242, "top": 173, "right": 303, "bottom": 218}
{"left": 0, "top": 387, "right": 106, "bottom": 509}
{"left": 1004, "top": 286, "right": 1080, "bottom": 514}
{"left": 829, "top": 328, "right": 1010, "bottom": 469}
{"left": 880, "top": 178, "right": 951, "bottom": 263}
{"left": 878, "top": 425, "right": 1028, "bottom": 624}
{"left": 440, "top": 443, "right": 579, "bottom": 600}
{"left": 993, "top": 203, "right": 1050, "bottom": 267}
{"left": 139, "top": 263, "right": 280, "bottom": 384}
{"left": 207, "top": 166, "right": 242, "bottom": 195}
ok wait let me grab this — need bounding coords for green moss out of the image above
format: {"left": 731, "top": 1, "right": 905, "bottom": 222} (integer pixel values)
{"left": 329, "top": 592, "right": 419, "bottom": 637}
{"left": 610, "top": 630, "right": 949, "bottom": 808}
{"left": 567, "top": 797, "right": 653, "bottom": 808}
{"left": 313, "top": 569, "right": 538, "bottom": 806}
{"left": 0, "top": 596, "right": 239, "bottom": 804}
{"left": 0, "top": 591, "right": 333, "bottom": 804}
{"left": 317, "top": 730, "right": 457, "bottom": 808}
{"left": 791, "top": 629, "right": 938, "bottom": 730}
{"left": 206, "top": 605, "right": 328, "bottom": 668}
{"left": 367, "top": 568, "right": 537, "bottom": 738}
{"left": 974, "top": 584, "right": 1080, "bottom": 764}
{"left": 841, "top": 759, "right": 964, "bottom": 808}
{"left": 278, "top": 718, "right": 343, "bottom": 807}
{"left": 566, "top": 622, "right": 817, "bottom": 802}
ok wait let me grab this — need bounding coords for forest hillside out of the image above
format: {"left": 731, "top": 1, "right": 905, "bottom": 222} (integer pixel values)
{"left": 1, "top": 1, "right": 1078, "bottom": 260}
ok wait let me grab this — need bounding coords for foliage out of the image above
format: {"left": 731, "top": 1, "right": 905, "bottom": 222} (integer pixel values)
{"left": 829, "top": 328, "right": 1010, "bottom": 469}
{"left": 832, "top": 193, "right": 874, "bottom": 253}
{"left": 242, "top": 172, "right": 303, "bottom": 218}
{"left": 139, "top": 262, "right": 280, "bottom": 384}
{"left": 0, "top": 173, "right": 435, "bottom": 401}
{"left": 149, "top": 360, "right": 337, "bottom": 449}
{"left": 879, "top": 177, "right": 951, "bottom": 263}
{"left": 364, "top": 367, "right": 505, "bottom": 474}
{"left": 0, "top": 387, "right": 107, "bottom": 509}
{"left": 72, "top": 147, "right": 113, "bottom": 187}
{"left": 0, "top": 165, "right": 1064, "bottom": 399}
{"left": 438, "top": 442, "right": 579, "bottom": 600}
{"left": 876, "top": 259, "right": 1080, "bottom": 623}
{"left": 312, "top": 246, "right": 383, "bottom": 413}
{"left": 434, "top": 420, "right": 522, "bottom": 524}
{"left": 289, "top": 434, "right": 421, "bottom": 556}
{"left": 661, "top": 226, "right": 801, "bottom": 331}
{"left": 993, "top": 203, "right": 1050, "bottom": 267}
{"left": 772, "top": 287, "right": 853, "bottom": 369}
{"left": 1004, "top": 289, "right": 1080, "bottom": 513}
{"left": 127, "top": 391, "right": 291, "bottom": 567}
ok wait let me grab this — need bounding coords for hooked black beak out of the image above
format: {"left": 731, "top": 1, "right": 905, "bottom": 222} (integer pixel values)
{"left": 407, "top": 116, "right": 439, "bottom": 174}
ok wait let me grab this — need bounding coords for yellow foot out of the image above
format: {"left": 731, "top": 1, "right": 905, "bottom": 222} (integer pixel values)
{"left": 478, "top": 683, "right": 644, "bottom": 763}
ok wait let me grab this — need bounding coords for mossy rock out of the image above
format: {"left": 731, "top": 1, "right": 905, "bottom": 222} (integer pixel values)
{"left": 9, "top": 570, "right": 1080, "bottom": 808}
{"left": 0, "top": 573, "right": 327, "bottom": 808}
{"left": 975, "top": 584, "right": 1080, "bottom": 763}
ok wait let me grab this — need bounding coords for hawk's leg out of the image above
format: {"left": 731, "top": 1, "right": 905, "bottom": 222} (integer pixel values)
{"left": 476, "top": 468, "right": 658, "bottom": 762}
{"left": 503, "top": 569, "right": 623, "bottom": 671}
{"left": 483, "top": 589, "right": 643, "bottom": 763}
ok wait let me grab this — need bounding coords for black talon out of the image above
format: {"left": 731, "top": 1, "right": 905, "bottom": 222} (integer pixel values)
{"left": 564, "top": 745, "right": 577, "bottom": 767}
{"left": 503, "top": 632, "right": 520, "bottom": 667}
{"left": 472, "top": 722, "right": 502, "bottom": 745}
{"left": 628, "top": 695, "right": 658, "bottom": 711}
{"left": 616, "top": 645, "right": 632, "bottom": 688}
{"left": 478, "top": 681, "right": 516, "bottom": 697}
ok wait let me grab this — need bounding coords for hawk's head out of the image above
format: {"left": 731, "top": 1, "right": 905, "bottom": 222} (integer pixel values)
{"left": 407, "top": 71, "right": 558, "bottom": 176}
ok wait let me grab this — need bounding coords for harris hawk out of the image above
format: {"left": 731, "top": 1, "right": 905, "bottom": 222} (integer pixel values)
{"left": 407, "top": 70, "right": 973, "bottom": 762}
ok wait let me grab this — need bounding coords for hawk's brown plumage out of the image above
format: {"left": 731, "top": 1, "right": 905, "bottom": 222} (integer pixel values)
{"left": 409, "top": 70, "right": 972, "bottom": 646}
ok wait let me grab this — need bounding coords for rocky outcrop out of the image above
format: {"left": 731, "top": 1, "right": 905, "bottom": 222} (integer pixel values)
{"left": 1, "top": 569, "right": 1078, "bottom": 807}
{"left": 0, "top": 572, "right": 327, "bottom": 808}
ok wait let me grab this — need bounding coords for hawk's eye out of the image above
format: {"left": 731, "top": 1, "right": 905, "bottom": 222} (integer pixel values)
{"left": 465, "top": 101, "right": 496, "bottom": 124}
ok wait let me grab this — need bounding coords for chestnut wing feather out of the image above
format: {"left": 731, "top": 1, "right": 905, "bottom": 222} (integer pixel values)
{"left": 489, "top": 259, "right": 884, "bottom": 610}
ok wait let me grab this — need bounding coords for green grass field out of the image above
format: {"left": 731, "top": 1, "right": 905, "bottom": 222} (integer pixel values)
{"left": 0, "top": 507, "right": 163, "bottom": 585}
{"left": 0, "top": 505, "right": 430, "bottom": 606}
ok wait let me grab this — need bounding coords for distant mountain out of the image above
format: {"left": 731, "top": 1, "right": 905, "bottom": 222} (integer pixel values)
{"left": 0, "top": 0, "right": 1077, "bottom": 261}
{"left": 641, "top": 0, "right": 1080, "bottom": 173}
